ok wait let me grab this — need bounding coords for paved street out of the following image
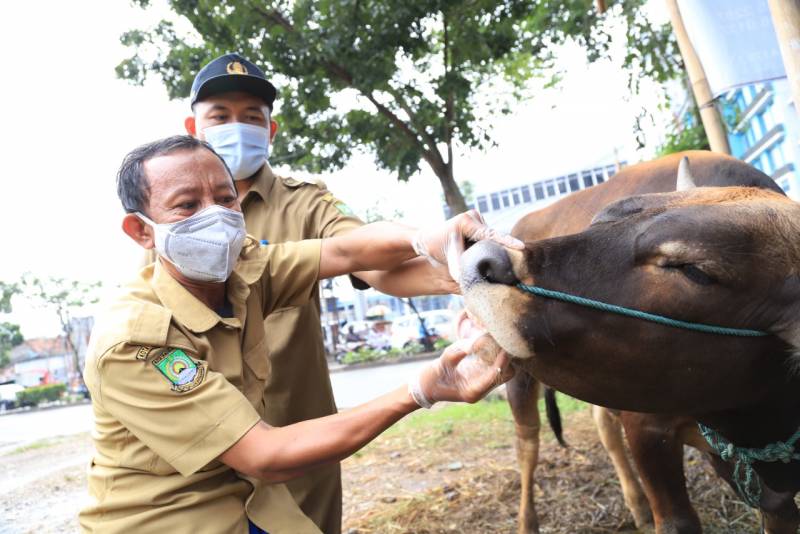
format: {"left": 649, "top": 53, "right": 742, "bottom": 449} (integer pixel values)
{"left": 0, "top": 359, "right": 435, "bottom": 455}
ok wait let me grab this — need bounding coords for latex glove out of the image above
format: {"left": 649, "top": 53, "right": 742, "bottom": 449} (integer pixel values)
{"left": 411, "top": 209, "right": 524, "bottom": 283}
{"left": 408, "top": 335, "right": 515, "bottom": 408}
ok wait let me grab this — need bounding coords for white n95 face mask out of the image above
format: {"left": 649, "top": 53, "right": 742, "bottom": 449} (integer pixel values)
{"left": 137, "top": 205, "right": 247, "bottom": 283}
{"left": 203, "top": 122, "right": 270, "bottom": 180}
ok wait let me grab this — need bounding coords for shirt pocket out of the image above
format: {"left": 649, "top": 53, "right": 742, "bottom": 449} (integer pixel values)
{"left": 242, "top": 335, "right": 269, "bottom": 385}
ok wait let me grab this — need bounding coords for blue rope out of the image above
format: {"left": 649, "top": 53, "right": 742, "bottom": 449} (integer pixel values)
{"left": 698, "top": 423, "right": 800, "bottom": 507}
{"left": 515, "top": 284, "right": 768, "bottom": 337}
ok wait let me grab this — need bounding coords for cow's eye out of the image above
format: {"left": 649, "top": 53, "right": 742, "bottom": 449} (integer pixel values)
{"left": 675, "top": 264, "right": 715, "bottom": 285}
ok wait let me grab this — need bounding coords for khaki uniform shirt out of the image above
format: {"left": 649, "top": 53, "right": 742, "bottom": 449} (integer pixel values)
{"left": 81, "top": 237, "right": 323, "bottom": 534}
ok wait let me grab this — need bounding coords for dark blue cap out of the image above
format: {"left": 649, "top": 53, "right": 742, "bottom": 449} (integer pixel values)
{"left": 190, "top": 53, "right": 277, "bottom": 109}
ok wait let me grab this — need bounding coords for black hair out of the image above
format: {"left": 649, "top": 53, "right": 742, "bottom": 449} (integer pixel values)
{"left": 116, "top": 135, "right": 234, "bottom": 214}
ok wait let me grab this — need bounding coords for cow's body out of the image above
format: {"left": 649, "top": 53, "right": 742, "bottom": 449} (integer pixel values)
{"left": 478, "top": 152, "right": 797, "bottom": 533}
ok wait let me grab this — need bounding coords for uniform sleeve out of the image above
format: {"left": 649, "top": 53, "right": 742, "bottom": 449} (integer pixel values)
{"left": 304, "top": 187, "right": 364, "bottom": 239}
{"left": 259, "top": 239, "right": 322, "bottom": 316}
{"left": 94, "top": 343, "right": 261, "bottom": 477}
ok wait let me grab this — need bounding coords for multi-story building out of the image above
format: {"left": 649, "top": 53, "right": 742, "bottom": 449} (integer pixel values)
{"left": 722, "top": 79, "right": 800, "bottom": 198}
{"left": 471, "top": 163, "right": 623, "bottom": 232}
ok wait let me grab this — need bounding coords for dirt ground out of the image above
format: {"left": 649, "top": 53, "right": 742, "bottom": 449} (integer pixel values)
{"left": 0, "top": 400, "right": 771, "bottom": 534}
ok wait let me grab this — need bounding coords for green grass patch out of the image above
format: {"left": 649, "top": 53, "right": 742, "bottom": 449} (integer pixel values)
{"left": 4, "top": 437, "right": 65, "bottom": 456}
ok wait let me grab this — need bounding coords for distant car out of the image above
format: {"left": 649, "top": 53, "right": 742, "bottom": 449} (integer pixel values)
{"left": 0, "top": 383, "right": 24, "bottom": 410}
{"left": 390, "top": 310, "right": 455, "bottom": 349}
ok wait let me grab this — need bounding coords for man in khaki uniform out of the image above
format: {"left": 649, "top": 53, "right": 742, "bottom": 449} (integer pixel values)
{"left": 176, "top": 53, "right": 457, "bottom": 533}
{"left": 84, "top": 134, "right": 515, "bottom": 533}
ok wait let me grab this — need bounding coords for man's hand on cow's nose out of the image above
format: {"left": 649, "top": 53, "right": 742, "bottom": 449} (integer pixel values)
{"left": 410, "top": 337, "right": 515, "bottom": 407}
{"left": 412, "top": 209, "right": 524, "bottom": 282}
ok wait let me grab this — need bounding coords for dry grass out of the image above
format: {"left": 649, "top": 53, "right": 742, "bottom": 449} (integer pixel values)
{"left": 342, "top": 398, "right": 766, "bottom": 534}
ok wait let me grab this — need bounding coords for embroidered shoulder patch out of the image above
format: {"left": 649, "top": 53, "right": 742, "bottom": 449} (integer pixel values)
{"left": 135, "top": 346, "right": 152, "bottom": 360}
{"left": 334, "top": 202, "right": 355, "bottom": 216}
{"left": 152, "top": 348, "right": 206, "bottom": 393}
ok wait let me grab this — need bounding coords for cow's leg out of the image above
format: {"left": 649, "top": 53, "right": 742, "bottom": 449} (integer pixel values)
{"left": 507, "top": 372, "right": 541, "bottom": 534}
{"left": 621, "top": 412, "right": 702, "bottom": 534}
{"left": 704, "top": 452, "right": 799, "bottom": 534}
{"left": 591, "top": 406, "right": 653, "bottom": 529}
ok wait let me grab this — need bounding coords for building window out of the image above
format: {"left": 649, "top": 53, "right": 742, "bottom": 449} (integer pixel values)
{"left": 751, "top": 116, "right": 764, "bottom": 138}
{"left": 761, "top": 151, "right": 773, "bottom": 175}
{"left": 521, "top": 185, "right": 531, "bottom": 203}
{"left": 780, "top": 178, "right": 791, "bottom": 192}
{"left": 568, "top": 174, "right": 580, "bottom": 192}
{"left": 501, "top": 190, "right": 510, "bottom": 207}
{"left": 490, "top": 192, "right": 500, "bottom": 210}
{"left": 772, "top": 145, "right": 785, "bottom": 168}
{"left": 556, "top": 176, "right": 567, "bottom": 194}
{"left": 606, "top": 165, "right": 617, "bottom": 178}
{"left": 545, "top": 180, "right": 556, "bottom": 197}
{"left": 533, "top": 183, "right": 545, "bottom": 200}
{"left": 582, "top": 171, "right": 593, "bottom": 188}
{"left": 477, "top": 196, "right": 489, "bottom": 213}
{"left": 763, "top": 107, "right": 776, "bottom": 130}
{"left": 511, "top": 188, "right": 521, "bottom": 205}
{"left": 594, "top": 168, "right": 605, "bottom": 183}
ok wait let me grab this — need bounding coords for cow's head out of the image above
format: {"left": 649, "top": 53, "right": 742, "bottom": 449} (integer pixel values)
{"left": 461, "top": 161, "right": 800, "bottom": 413}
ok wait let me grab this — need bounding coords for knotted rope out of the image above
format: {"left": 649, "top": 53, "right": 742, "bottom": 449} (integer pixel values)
{"left": 698, "top": 423, "right": 800, "bottom": 507}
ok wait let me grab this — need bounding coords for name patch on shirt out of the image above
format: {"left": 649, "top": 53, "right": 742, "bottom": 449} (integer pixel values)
{"left": 152, "top": 348, "right": 205, "bottom": 393}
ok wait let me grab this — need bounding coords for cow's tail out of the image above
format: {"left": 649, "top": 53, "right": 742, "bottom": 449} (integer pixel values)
{"left": 544, "top": 387, "right": 568, "bottom": 448}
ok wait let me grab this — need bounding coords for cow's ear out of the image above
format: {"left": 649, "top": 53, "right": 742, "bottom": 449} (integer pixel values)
{"left": 677, "top": 156, "right": 697, "bottom": 191}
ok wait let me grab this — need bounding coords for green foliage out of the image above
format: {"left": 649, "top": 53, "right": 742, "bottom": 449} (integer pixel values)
{"left": 21, "top": 275, "right": 102, "bottom": 380}
{"left": 433, "top": 338, "right": 452, "bottom": 351}
{"left": 118, "top": 0, "right": 681, "bottom": 213}
{"left": 341, "top": 343, "right": 429, "bottom": 365}
{"left": 16, "top": 383, "right": 66, "bottom": 407}
{"left": 656, "top": 108, "right": 710, "bottom": 157}
{"left": 0, "top": 282, "right": 23, "bottom": 369}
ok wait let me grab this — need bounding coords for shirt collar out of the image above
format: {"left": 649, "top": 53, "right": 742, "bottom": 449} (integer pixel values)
{"left": 242, "top": 163, "right": 277, "bottom": 204}
{"left": 150, "top": 247, "right": 264, "bottom": 333}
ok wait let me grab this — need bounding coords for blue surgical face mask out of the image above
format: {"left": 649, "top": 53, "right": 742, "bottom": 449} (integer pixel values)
{"left": 203, "top": 122, "right": 270, "bottom": 180}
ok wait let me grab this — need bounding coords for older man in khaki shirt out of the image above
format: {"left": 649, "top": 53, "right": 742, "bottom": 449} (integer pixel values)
{"left": 89, "top": 134, "right": 517, "bottom": 533}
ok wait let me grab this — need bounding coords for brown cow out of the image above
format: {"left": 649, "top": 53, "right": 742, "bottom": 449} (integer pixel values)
{"left": 462, "top": 153, "right": 800, "bottom": 533}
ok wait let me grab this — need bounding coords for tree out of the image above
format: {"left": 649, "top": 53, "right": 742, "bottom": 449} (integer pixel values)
{"left": 0, "top": 282, "right": 23, "bottom": 369}
{"left": 21, "top": 275, "right": 101, "bottom": 383}
{"left": 118, "top": 0, "right": 682, "bottom": 213}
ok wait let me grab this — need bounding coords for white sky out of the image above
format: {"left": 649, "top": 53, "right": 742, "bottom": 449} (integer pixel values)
{"left": 0, "top": 0, "right": 671, "bottom": 338}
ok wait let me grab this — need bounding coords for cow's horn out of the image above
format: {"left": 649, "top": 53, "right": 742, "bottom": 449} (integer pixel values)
{"left": 676, "top": 156, "right": 697, "bottom": 191}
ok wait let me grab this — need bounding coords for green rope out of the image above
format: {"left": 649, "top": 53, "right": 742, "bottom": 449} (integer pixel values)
{"left": 513, "top": 283, "right": 796, "bottom": 507}
{"left": 698, "top": 423, "right": 800, "bottom": 507}
{"left": 515, "top": 284, "right": 768, "bottom": 337}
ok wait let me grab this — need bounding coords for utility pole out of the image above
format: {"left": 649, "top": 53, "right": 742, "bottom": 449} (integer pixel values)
{"left": 768, "top": 0, "right": 800, "bottom": 115}
{"left": 665, "top": 0, "right": 731, "bottom": 154}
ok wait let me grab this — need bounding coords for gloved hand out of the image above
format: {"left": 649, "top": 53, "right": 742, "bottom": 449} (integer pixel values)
{"left": 408, "top": 334, "right": 515, "bottom": 408}
{"left": 411, "top": 209, "right": 524, "bottom": 282}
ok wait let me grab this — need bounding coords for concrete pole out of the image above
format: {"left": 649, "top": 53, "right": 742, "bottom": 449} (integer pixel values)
{"left": 768, "top": 0, "right": 800, "bottom": 114}
{"left": 665, "top": 0, "right": 731, "bottom": 154}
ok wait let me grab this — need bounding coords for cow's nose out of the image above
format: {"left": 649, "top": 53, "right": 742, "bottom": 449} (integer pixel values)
{"left": 460, "top": 240, "right": 519, "bottom": 288}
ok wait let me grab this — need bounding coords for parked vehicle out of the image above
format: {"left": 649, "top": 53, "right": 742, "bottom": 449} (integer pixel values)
{"left": 0, "top": 383, "right": 25, "bottom": 411}
{"left": 390, "top": 310, "right": 455, "bottom": 349}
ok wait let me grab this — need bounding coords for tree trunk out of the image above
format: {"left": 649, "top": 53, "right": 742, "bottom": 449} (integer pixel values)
{"left": 768, "top": 0, "right": 800, "bottom": 114}
{"left": 665, "top": 0, "right": 731, "bottom": 154}
{"left": 434, "top": 161, "right": 468, "bottom": 215}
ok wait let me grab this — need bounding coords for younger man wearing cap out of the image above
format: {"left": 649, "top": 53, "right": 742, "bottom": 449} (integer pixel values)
{"left": 176, "top": 53, "right": 460, "bottom": 533}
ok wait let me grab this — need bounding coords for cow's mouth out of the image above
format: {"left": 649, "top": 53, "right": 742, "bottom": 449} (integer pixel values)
{"left": 459, "top": 241, "right": 535, "bottom": 359}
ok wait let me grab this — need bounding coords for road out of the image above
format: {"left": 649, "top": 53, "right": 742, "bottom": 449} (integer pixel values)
{"left": 0, "top": 359, "right": 434, "bottom": 453}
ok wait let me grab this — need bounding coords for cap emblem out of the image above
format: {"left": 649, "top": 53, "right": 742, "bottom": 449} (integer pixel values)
{"left": 227, "top": 61, "right": 248, "bottom": 75}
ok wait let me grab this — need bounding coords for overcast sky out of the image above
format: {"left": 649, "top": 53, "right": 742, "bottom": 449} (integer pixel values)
{"left": 0, "top": 0, "right": 671, "bottom": 337}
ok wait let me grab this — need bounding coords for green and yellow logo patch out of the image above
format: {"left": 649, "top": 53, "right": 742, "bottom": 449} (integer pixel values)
{"left": 152, "top": 349, "right": 205, "bottom": 393}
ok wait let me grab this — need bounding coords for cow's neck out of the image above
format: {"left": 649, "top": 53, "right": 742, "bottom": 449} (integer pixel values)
{"left": 696, "top": 375, "right": 800, "bottom": 493}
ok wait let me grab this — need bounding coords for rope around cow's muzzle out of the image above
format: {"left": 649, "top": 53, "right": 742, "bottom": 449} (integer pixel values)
{"left": 515, "top": 284, "right": 768, "bottom": 337}
{"left": 514, "top": 283, "right": 800, "bottom": 508}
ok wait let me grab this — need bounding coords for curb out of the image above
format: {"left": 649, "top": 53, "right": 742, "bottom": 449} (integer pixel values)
{"left": 328, "top": 350, "right": 442, "bottom": 374}
{"left": 0, "top": 398, "right": 91, "bottom": 417}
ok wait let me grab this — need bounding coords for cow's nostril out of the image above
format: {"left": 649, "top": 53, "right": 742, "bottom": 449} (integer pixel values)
{"left": 461, "top": 240, "right": 520, "bottom": 288}
{"left": 476, "top": 250, "right": 518, "bottom": 286}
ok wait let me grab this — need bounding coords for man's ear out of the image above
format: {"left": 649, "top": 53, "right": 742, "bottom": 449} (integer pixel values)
{"left": 185, "top": 116, "right": 197, "bottom": 136}
{"left": 269, "top": 119, "right": 279, "bottom": 142}
{"left": 122, "top": 214, "right": 155, "bottom": 249}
